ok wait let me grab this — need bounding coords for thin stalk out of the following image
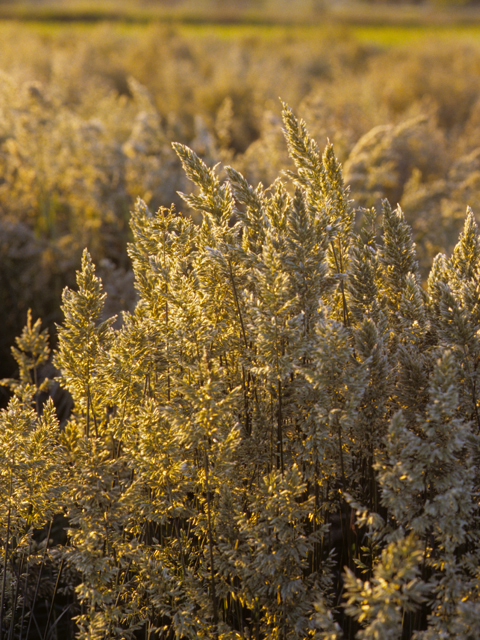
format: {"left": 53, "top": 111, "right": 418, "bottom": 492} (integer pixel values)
{"left": 42, "top": 556, "right": 65, "bottom": 640}
{"left": 277, "top": 379, "right": 284, "bottom": 476}
{"left": 0, "top": 498, "right": 12, "bottom": 640}
{"left": 471, "top": 378, "right": 480, "bottom": 435}
{"left": 228, "top": 259, "right": 248, "bottom": 350}
{"left": 235, "top": 582, "right": 244, "bottom": 637}
{"left": 274, "top": 316, "right": 284, "bottom": 476}
{"left": 85, "top": 389, "right": 90, "bottom": 438}
{"left": 335, "top": 413, "right": 352, "bottom": 570}
{"left": 314, "top": 473, "right": 320, "bottom": 574}
{"left": 25, "top": 520, "right": 53, "bottom": 640}
{"left": 336, "top": 419, "right": 346, "bottom": 488}
{"left": 42, "top": 602, "right": 74, "bottom": 640}
{"left": 174, "top": 518, "right": 186, "bottom": 579}
{"left": 163, "top": 230, "right": 171, "bottom": 404}
{"left": 30, "top": 610, "right": 43, "bottom": 639}
{"left": 18, "top": 541, "right": 32, "bottom": 640}
{"left": 242, "top": 366, "right": 251, "bottom": 436}
{"left": 109, "top": 519, "right": 148, "bottom": 636}
{"left": 7, "top": 551, "right": 25, "bottom": 640}
{"left": 115, "top": 385, "right": 130, "bottom": 459}
{"left": 203, "top": 446, "right": 218, "bottom": 635}
{"left": 228, "top": 259, "right": 253, "bottom": 435}
{"left": 270, "top": 394, "right": 275, "bottom": 473}
{"left": 113, "top": 559, "right": 133, "bottom": 610}
{"left": 33, "top": 361, "right": 40, "bottom": 415}
{"left": 330, "top": 240, "right": 350, "bottom": 328}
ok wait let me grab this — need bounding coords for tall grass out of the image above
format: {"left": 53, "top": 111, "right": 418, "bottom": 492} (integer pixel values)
{"left": 2, "top": 17, "right": 480, "bottom": 382}
{"left": 2, "top": 106, "right": 480, "bottom": 639}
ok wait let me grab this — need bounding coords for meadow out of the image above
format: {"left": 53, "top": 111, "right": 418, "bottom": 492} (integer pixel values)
{"left": 2, "top": 85, "right": 480, "bottom": 640}
{"left": 2, "top": 9, "right": 480, "bottom": 638}
{"left": 3, "top": 13, "right": 480, "bottom": 379}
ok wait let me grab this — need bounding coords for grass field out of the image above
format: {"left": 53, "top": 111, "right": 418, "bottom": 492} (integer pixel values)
{"left": 2, "top": 0, "right": 480, "bottom": 26}
{"left": 2, "top": 12, "right": 480, "bottom": 49}
{"left": 3, "top": 6, "right": 480, "bottom": 640}
{"left": 2, "top": 3, "right": 480, "bottom": 377}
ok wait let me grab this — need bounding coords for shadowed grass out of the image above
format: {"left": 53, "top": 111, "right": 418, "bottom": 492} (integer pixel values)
{"left": 3, "top": 0, "right": 480, "bottom": 30}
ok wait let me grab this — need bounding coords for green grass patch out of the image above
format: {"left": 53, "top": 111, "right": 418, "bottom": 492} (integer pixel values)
{"left": 351, "top": 23, "right": 480, "bottom": 47}
{"left": 3, "top": 17, "right": 480, "bottom": 50}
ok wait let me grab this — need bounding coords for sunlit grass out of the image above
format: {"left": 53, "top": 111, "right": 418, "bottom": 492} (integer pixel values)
{"left": 352, "top": 24, "right": 480, "bottom": 47}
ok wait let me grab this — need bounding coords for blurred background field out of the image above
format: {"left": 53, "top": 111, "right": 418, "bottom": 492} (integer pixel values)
{"left": 2, "top": 0, "right": 480, "bottom": 382}
{"left": 2, "top": 0, "right": 480, "bottom": 24}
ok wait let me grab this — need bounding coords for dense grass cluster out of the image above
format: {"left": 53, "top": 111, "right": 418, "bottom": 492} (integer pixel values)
{"left": 2, "top": 105, "right": 480, "bottom": 639}
{"left": 4, "top": 21, "right": 480, "bottom": 378}
{"left": 3, "top": 6, "right": 480, "bottom": 639}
